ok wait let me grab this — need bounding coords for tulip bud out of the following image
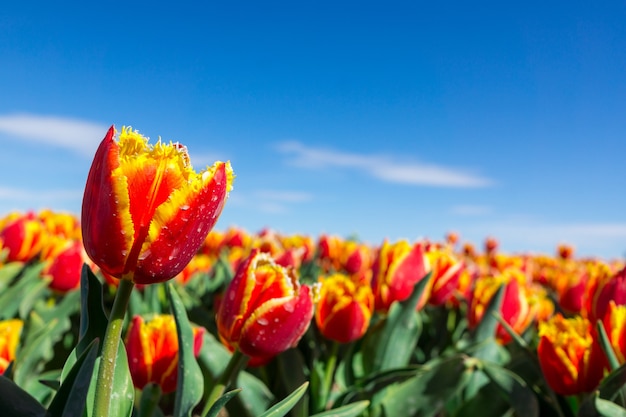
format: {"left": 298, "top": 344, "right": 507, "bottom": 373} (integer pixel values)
{"left": 81, "top": 126, "right": 233, "bottom": 284}
{"left": 371, "top": 240, "right": 430, "bottom": 312}
{"left": 125, "top": 315, "right": 204, "bottom": 393}
{"left": 216, "top": 249, "right": 315, "bottom": 364}
{"left": 538, "top": 314, "right": 607, "bottom": 396}
{"left": 315, "top": 274, "right": 373, "bottom": 343}
{"left": 0, "top": 319, "right": 23, "bottom": 375}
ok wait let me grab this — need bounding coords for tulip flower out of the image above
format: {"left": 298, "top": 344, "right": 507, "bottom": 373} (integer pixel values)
{"left": 590, "top": 265, "right": 626, "bottom": 322}
{"left": 0, "top": 212, "right": 45, "bottom": 263}
{"left": 0, "top": 319, "right": 23, "bottom": 375}
{"left": 315, "top": 273, "right": 374, "bottom": 343}
{"left": 81, "top": 126, "right": 233, "bottom": 285}
{"left": 216, "top": 249, "right": 315, "bottom": 363}
{"left": 426, "top": 249, "right": 463, "bottom": 306}
{"left": 125, "top": 315, "right": 204, "bottom": 393}
{"left": 537, "top": 314, "right": 607, "bottom": 396}
{"left": 467, "top": 268, "right": 535, "bottom": 344}
{"left": 371, "top": 239, "right": 430, "bottom": 312}
{"left": 41, "top": 238, "right": 86, "bottom": 293}
{"left": 602, "top": 301, "right": 626, "bottom": 364}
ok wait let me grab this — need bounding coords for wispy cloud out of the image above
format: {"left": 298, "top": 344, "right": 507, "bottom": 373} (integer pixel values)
{"left": 0, "top": 186, "right": 82, "bottom": 202}
{"left": 275, "top": 141, "right": 493, "bottom": 187}
{"left": 254, "top": 190, "right": 313, "bottom": 203}
{"left": 466, "top": 219, "right": 626, "bottom": 259}
{"left": 450, "top": 204, "right": 493, "bottom": 216}
{"left": 0, "top": 113, "right": 108, "bottom": 156}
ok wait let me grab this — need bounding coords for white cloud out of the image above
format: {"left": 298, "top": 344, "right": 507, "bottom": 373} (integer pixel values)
{"left": 0, "top": 186, "right": 82, "bottom": 202}
{"left": 254, "top": 190, "right": 313, "bottom": 203}
{"left": 450, "top": 204, "right": 493, "bottom": 216}
{"left": 0, "top": 113, "right": 108, "bottom": 156}
{"left": 464, "top": 219, "right": 626, "bottom": 259}
{"left": 275, "top": 141, "right": 492, "bottom": 187}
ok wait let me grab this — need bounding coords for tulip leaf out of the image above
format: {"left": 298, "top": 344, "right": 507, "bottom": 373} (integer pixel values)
{"left": 61, "top": 265, "right": 109, "bottom": 381}
{"left": 597, "top": 321, "right": 621, "bottom": 371}
{"left": 471, "top": 284, "right": 505, "bottom": 345}
{"left": 362, "top": 272, "right": 432, "bottom": 373}
{"left": 0, "top": 261, "right": 24, "bottom": 292}
{"left": 277, "top": 348, "right": 309, "bottom": 417}
{"left": 0, "top": 262, "right": 47, "bottom": 320}
{"left": 332, "top": 366, "right": 420, "bottom": 407}
{"left": 378, "top": 355, "right": 472, "bottom": 417}
{"left": 137, "top": 383, "right": 164, "bottom": 417}
{"left": 480, "top": 362, "right": 540, "bottom": 417}
{"left": 204, "top": 388, "right": 242, "bottom": 417}
{"left": 258, "top": 381, "right": 309, "bottom": 417}
{"left": 47, "top": 338, "right": 99, "bottom": 417}
{"left": 309, "top": 400, "right": 370, "bottom": 417}
{"left": 167, "top": 283, "right": 204, "bottom": 417}
{"left": 595, "top": 397, "right": 626, "bottom": 417}
{"left": 0, "top": 375, "right": 47, "bottom": 417}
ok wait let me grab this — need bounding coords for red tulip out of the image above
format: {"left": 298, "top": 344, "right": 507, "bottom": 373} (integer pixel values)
{"left": 538, "top": 314, "right": 607, "bottom": 396}
{"left": 216, "top": 249, "right": 314, "bottom": 364}
{"left": 315, "top": 273, "right": 373, "bottom": 343}
{"left": 0, "top": 319, "right": 23, "bottom": 375}
{"left": 371, "top": 240, "right": 430, "bottom": 312}
{"left": 81, "top": 126, "right": 233, "bottom": 284}
{"left": 125, "top": 315, "right": 204, "bottom": 393}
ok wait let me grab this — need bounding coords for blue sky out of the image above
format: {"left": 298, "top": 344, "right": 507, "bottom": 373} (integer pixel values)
{"left": 1, "top": 1, "right": 625, "bottom": 260}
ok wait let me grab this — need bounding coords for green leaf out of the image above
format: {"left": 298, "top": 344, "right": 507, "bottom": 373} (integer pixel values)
{"left": 481, "top": 362, "right": 539, "bottom": 417}
{"left": 258, "top": 382, "right": 310, "bottom": 417}
{"left": 47, "top": 339, "right": 99, "bottom": 417}
{"left": 379, "top": 355, "right": 472, "bottom": 417}
{"left": 597, "top": 321, "right": 621, "bottom": 371}
{"left": 362, "top": 272, "right": 432, "bottom": 373}
{"left": 167, "top": 283, "right": 204, "bottom": 417}
{"left": 0, "top": 262, "right": 25, "bottom": 292}
{"left": 204, "top": 389, "right": 242, "bottom": 417}
{"left": 0, "top": 375, "right": 46, "bottom": 417}
{"left": 596, "top": 397, "right": 626, "bottom": 417}
{"left": 309, "top": 400, "right": 370, "bottom": 417}
{"left": 137, "top": 383, "right": 164, "bottom": 417}
{"left": 0, "top": 262, "right": 48, "bottom": 320}
{"left": 471, "top": 284, "right": 505, "bottom": 345}
{"left": 333, "top": 366, "right": 419, "bottom": 407}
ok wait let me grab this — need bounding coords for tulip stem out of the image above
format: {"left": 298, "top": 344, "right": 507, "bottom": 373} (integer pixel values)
{"left": 93, "top": 278, "right": 135, "bottom": 417}
{"left": 202, "top": 349, "right": 249, "bottom": 416}
{"left": 317, "top": 341, "right": 340, "bottom": 412}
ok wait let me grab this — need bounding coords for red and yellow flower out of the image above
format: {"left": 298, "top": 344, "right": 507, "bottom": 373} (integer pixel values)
{"left": 41, "top": 237, "right": 86, "bottom": 293}
{"left": 425, "top": 249, "right": 464, "bottom": 306}
{"left": 371, "top": 239, "right": 430, "bottom": 312}
{"left": 602, "top": 301, "right": 626, "bottom": 364}
{"left": 538, "top": 314, "right": 607, "bottom": 396}
{"left": 0, "top": 319, "right": 23, "bottom": 375}
{"left": 81, "top": 126, "right": 233, "bottom": 285}
{"left": 216, "top": 249, "right": 315, "bottom": 364}
{"left": 467, "top": 268, "right": 536, "bottom": 344}
{"left": 125, "top": 314, "right": 204, "bottom": 393}
{"left": 315, "top": 273, "right": 374, "bottom": 343}
{"left": 0, "top": 212, "right": 46, "bottom": 263}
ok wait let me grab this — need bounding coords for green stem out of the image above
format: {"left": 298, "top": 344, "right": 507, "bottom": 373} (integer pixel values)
{"left": 92, "top": 278, "right": 135, "bottom": 417}
{"left": 317, "top": 342, "right": 340, "bottom": 412}
{"left": 202, "top": 349, "right": 249, "bottom": 416}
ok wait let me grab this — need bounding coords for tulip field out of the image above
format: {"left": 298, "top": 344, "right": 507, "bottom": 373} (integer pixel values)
{"left": 1, "top": 127, "right": 626, "bottom": 417}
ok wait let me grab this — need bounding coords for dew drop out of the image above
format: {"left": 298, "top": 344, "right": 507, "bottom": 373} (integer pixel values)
{"left": 256, "top": 317, "right": 269, "bottom": 326}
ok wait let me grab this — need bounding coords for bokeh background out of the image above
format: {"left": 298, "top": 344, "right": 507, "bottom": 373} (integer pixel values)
{"left": 1, "top": 1, "right": 624, "bottom": 259}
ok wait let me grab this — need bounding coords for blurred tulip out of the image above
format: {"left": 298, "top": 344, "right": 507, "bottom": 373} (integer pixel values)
{"left": 315, "top": 274, "right": 374, "bottom": 343}
{"left": 371, "top": 240, "right": 430, "bottom": 312}
{"left": 591, "top": 266, "right": 626, "bottom": 322}
{"left": 601, "top": 301, "right": 626, "bottom": 365}
{"left": 0, "top": 212, "right": 45, "bottom": 263}
{"left": 426, "top": 249, "right": 463, "bottom": 306}
{"left": 538, "top": 314, "right": 607, "bottom": 396}
{"left": 467, "top": 268, "right": 535, "bottom": 344}
{"left": 125, "top": 315, "right": 204, "bottom": 393}
{"left": 0, "top": 319, "right": 23, "bottom": 375}
{"left": 175, "top": 253, "right": 213, "bottom": 285}
{"left": 81, "top": 126, "right": 233, "bottom": 285}
{"left": 216, "top": 249, "right": 315, "bottom": 364}
{"left": 41, "top": 238, "right": 86, "bottom": 292}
